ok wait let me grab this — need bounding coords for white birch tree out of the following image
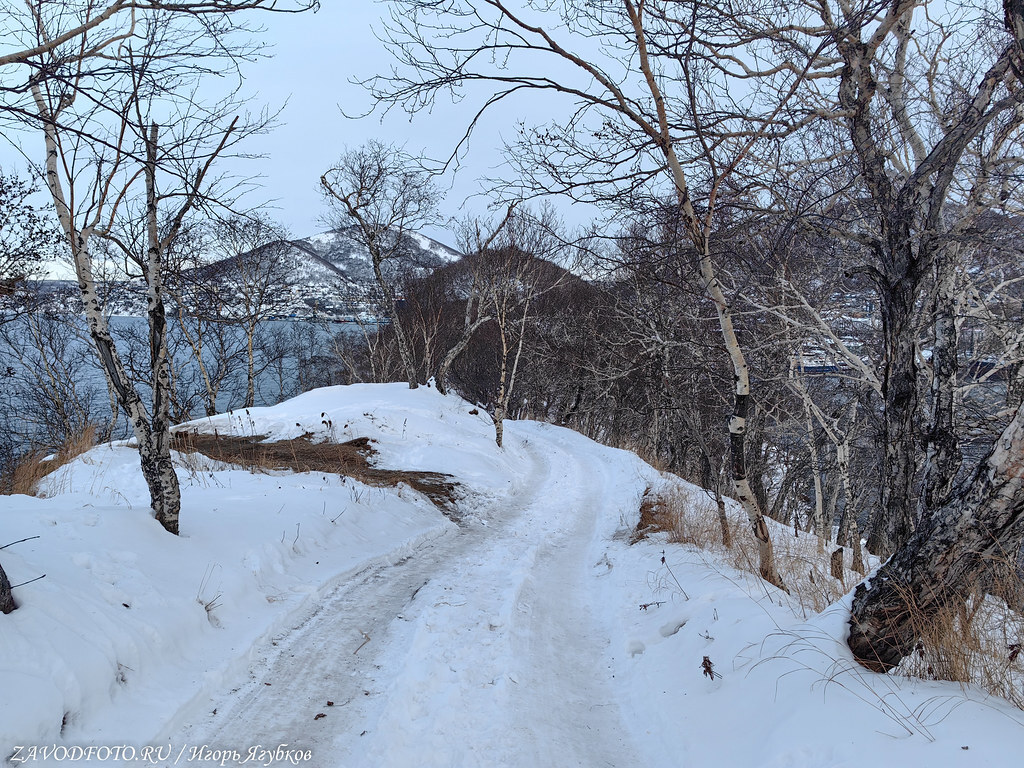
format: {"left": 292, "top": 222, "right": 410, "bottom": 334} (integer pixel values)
{"left": 16, "top": 3, "right": 293, "bottom": 535}
{"left": 205, "top": 214, "right": 293, "bottom": 409}
{"left": 365, "top": 0, "right": 828, "bottom": 587}
{"left": 321, "top": 142, "right": 442, "bottom": 389}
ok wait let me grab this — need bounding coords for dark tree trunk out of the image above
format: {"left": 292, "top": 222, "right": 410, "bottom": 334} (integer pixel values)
{"left": 79, "top": 279, "right": 181, "bottom": 536}
{"left": 0, "top": 560, "right": 16, "bottom": 614}
{"left": 372, "top": 254, "right": 418, "bottom": 389}
{"left": 830, "top": 547, "right": 845, "bottom": 581}
{"left": 435, "top": 314, "right": 489, "bottom": 396}
{"left": 137, "top": 123, "right": 181, "bottom": 536}
{"left": 139, "top": 430, "right": 180, "bottom": 536}
{"left": 867, "top": 273, "right": 921, "bottom": 557}
{"left": 848, "top": 404, "right": 1024, "bottom": 671}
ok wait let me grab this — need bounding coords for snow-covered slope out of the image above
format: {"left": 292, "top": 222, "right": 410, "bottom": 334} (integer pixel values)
{"left": 296, "top": 226, "right": 461, "bottom": 285}
{"left": 1, "top": 384, "right": 1022, "bottom": 767}
{"left": 71, "top": 228, "right": 462, "bottom": 320}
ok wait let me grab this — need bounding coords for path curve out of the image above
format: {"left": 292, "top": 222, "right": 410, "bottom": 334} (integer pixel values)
{"left": 161, "top": 423, "right": 642, "bottom": 768}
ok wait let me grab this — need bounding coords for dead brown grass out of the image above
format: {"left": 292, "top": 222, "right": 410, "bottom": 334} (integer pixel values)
{"left": 631, "top": 489, "right": 679, "bottom": 544}
{"left": 2, "top": 424, "right": 99, "bottom": 496}
{"left": 892, "top": 575, "right": 1024, "bottom": 709}
{"left": 631, "top": 485, "right": 860, "bottom": 615}
{"left": 172, "top": 431, "right": 458, "bottom": 510}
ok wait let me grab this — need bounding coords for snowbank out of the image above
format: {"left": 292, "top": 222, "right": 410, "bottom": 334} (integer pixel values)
{"left": 0, "top": 384, "right": 515, "bottom": 757}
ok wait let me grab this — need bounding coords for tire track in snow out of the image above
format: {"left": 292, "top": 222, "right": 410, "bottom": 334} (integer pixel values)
{"left": 503, "top": 427, "right": 641, "bottom": 768}
{"left": 160, "top": 423, "right": 645, "bottom": 767}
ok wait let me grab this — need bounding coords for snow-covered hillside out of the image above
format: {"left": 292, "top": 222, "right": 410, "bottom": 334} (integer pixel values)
{"left": 296, "top": 227, "right": 461, "bottom": 284}
{"left": 53, "top": 228, "right": 461, "bottom": 320}
{"left": 195, "top": 227, "right": 460, "bottom": 320}
{"left": 1, "top": 384, "right": 1022, "bottom": 767}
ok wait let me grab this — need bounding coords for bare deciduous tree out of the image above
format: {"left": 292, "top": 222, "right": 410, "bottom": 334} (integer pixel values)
{"left": 429, "top": 208, "right": 517, "bottom": 395}
{"left": 204, "top": 214, "right": 293, "bottom": 409}
{"left": 797, "top": 0, "right": 1024, "bottom": 555}
{"left": 0, "top": 171, "right": 60, "bottom": 295}
{"left": 367, "top": 0, "right": 831, "bottom": 588}
{"left": 0, "top": 1, "right": 314, "bottom": 70}
{"left": 164, "top": 222, "right": 249, "bottom": 417}
{"left": 476, "top": 207, "right": 566, "bottom": 447}
{"left": 321, "top": 142, "right": 442, "bottom": 389}
{"left": 21, "top": 3, "right": 287, "bottom": 535}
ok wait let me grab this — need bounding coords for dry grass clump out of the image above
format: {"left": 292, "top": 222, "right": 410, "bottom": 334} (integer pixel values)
{"left": 631, "top": 487, "right": 730, "bottom": 548}
{"left": 631, "top": 485, "right": 865, "bottom": 615}
{"left": 1, "top": 424, "right": 99, "bottom": 496}
{"left": 630, "top": 489, "right": 680, "bottom": 544}
{"left": 631, "top": 484, "right": 1024, "bottom": 709}
{"left": 172, "top": 430, "right": 458, "bottom": 510}
{"left": 892, "top": 576, "right": 1024, "bottom": 709}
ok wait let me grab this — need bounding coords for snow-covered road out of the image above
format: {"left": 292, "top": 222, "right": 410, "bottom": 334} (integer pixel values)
{"left": 9, "top": 384, "right": 1023, "bottom": 768}
{"left": 163, "top": 424, "right": 645, "bottom": 768}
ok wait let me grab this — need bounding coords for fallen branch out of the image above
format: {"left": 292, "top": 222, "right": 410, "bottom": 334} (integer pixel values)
{"left": 354, "top": 630, "right": 371, "bottom": 654}
{"left": 1, "top": 536, "right": 40, "bottom": 551}
{"left": 11, "top": 574, "right": 46, "bottom": 589}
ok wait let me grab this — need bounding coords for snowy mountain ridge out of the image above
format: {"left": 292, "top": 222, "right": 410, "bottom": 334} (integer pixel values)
{"left": 41, "top": 227, "right": 462, "bottom": 321}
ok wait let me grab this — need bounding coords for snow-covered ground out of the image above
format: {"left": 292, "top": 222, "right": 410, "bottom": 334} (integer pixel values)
{"left": 1, "top": 383, "right": 1022, "bottom": 767}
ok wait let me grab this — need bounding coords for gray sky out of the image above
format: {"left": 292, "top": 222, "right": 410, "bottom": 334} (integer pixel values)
{"left": 227, "top": 3, "right": 515, "bottom": 248}
{"left": 2, "top": 2, "right": 594, "bottom": 261}
{"left": 0, "top": 4, "right": 516, "bottom": 252}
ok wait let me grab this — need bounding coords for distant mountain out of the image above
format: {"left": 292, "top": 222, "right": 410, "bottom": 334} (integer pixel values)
{"left": 294, "top": 227, "right": 462, "bottom": 285}
{"left": 191, "top": 227, "right": 462, "bottom": 321}
{"left": 41, "top": 228, "right": 462, "bottom": 321}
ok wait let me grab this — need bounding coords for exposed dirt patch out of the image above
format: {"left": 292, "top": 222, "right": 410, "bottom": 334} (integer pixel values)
{"left": 172, "top": 431, "right": 458, "bottom": 511}
{"left": 630, "top": 489, "right": 661, "bottom": 544}
{"left": 629, "top": 487, "right": 690, "bottom": 544}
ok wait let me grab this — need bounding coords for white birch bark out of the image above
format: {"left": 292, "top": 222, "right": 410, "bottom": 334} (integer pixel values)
{"left": 31, "top": 87, "right": 210, "bottom": 536}
{"left": 368, "top": 235, "right": 419, "bottom": 389}
{"left": 628, "top": 2, "right": 783, "bottom": 587}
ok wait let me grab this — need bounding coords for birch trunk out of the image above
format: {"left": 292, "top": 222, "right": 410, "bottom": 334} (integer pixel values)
{"left": 652, "top": 108, "right": 782, "bottom": 587}
{"left": 866, "top": 276, "right": 920, "bottom": 557}
{"left": 175, "top": 311, "right": 219, "bottom": 416}
{"left": 715, "top": 458, "right": 733, "bottom": 550}
{"left": 245, "top": 320, "right": 257, "bottom": 409}
{"left": 691, "top": 219, "right": 779, "bottom": 582}
{"left": 628, "top": 2, "right": 783, "bottom": 588}
{"left": 803, "top": 401, "right": 826, "bottom": 550}
{"left": 920, "top": 248, "right": 962, "bottom": 513}
{"left": 836, "top": 438, "right": 866, "bottom": 574}
{"left": 371, "top": 243, "right": 418, "bottom": 389}
{"left": 35, "top": 89, "right": 181, "bottom": 535}
{"left": 699, "top": 452, "right": 733, "bottom": 549}
{"left": 492, "top": 305, "right": 511, "bottom": 449}
{"left": 835, "top": 7, "right": 1019, "bottom": 556}
{"left": 435, "top": 311, "right": 490, "bottom": 396}
{"left": 140, "top": 123, "right": 181, "bottom": 535}
{"left": 493, "top": 403, "right": 506, "bottom": 449}
{"left": 848, "top": 401, "right": 1024, "bottom": 671}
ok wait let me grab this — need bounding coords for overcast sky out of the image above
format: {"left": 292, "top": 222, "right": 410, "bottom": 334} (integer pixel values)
{"left": 222, "top": 2, "right": 519, "bottom": 247}
{"left": 1, "top": 2, "right": 597, "bottom": 257}
{"left": 0, "top": 3, "right": 521, "bottom": 252}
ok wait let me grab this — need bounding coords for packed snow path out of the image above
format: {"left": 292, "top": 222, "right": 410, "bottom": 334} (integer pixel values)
{"left": 162, "top": 424, "right": 642, "bottom": 767}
